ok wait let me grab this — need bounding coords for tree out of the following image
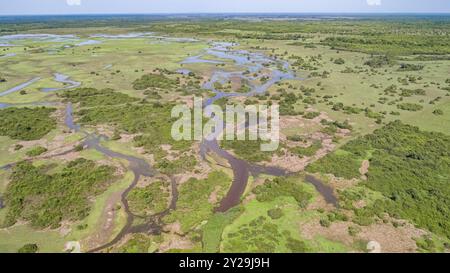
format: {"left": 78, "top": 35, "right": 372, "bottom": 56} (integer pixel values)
{"left": 433, "top": 109, "right": 444, "bottom": 115}
{"left": 334, "top": 58, "right": 345, "bottom": 65}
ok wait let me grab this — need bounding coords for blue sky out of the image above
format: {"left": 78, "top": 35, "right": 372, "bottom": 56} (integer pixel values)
{"left": 1, "top": 0, "right": 449, "bottom": 15}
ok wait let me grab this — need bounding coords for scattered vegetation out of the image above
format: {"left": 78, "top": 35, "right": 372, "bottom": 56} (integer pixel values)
{"left": 398, "top": 63, "right": 424, "bottom": 71}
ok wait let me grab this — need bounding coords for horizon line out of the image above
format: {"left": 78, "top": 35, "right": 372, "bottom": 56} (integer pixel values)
{"left": 1, "top": 12, "right": 450, "bottom": 17}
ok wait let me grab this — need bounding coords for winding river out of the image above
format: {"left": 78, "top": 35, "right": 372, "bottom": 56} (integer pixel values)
{"left": 191, "top": 42, "right": 337, "bottom": 211}
{"left": 86, "top": 41, "right": 338, "bottom": 251}
{"left": 0, "top": 37, "right": 338, "bottom": 252}
{"left": 65, "top": 104, "right": 170, "bottom": 253}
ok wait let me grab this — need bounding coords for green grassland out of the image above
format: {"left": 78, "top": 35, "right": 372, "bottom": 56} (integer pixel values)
{"left": 0, "top": 16, "right": 449, "bottom": 253}
{"left": 220, "top": 195, "right": 347, "bottom": 253}
{"left": 238, "top": 39, "right": 450, "bottom": 135}
{"left": 0, "top": 225, "right": 67, "bottom": 253}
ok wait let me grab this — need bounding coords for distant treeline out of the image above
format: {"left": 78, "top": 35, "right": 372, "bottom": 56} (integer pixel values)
{"left": 2, "top": 14, "right": 450, "bottom": 37}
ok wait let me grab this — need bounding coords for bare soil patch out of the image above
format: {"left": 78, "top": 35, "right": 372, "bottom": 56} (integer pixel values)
{"left": 300, "top": 217, "right": 427, "bottom": 253}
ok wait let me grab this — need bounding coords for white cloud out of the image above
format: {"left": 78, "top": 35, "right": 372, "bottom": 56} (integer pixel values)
{"left": 366, "top": 0, "right": 381, "bottom": 6}
{"left": 66, "top": 0, "right": 81, "bottom": 6}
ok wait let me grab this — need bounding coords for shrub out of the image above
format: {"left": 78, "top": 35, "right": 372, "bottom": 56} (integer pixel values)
{"left": 267, "top": 208, "right": 284, "bottom": 220}
{"left": 303, "top": 111, "right": 321, "bottom": 119}
{"left": 334, "top": 58, "right": 345, "bottom": 65}
{"left": 290, "top": 141, "right": 322, "bottom": 158}
{"left": 364, "top": 55, "right": 395, "bottom": 68}
{"left": 287, "top": 134, "right": 305, "bottom": 142}
{"left": 397, "top": 103, "right": 423, "bottom": 112}
{"left": 348, "top": 226, "right": 362, "bottom": 236}
{"left": 14, "top": 144, "right": 23, "bottom": 151}
{"left": 432, "top": 109, "right": 444, "bottom": 115}
{"left": 74, "top": 144, "right": 84, "bottom": 152}
{"left": 286, "top": 239, "right": 309, "bottom": 253}
{"left": 398, "top": 63, "right": 424, "bottom": 71}
{"left": 320, "top": 218, "right": 331, "bottom": 227}
{"left": 306, "top": 152, "right": 361, "bottom": 179}
{"left": 221, "top": 139, "right": 277, "bottom": 163}
{"left": 26, "top": 146, "right": 47, "bottom": 157}
{"left": 18, "top": 244, "right": 38, "bottom": 253}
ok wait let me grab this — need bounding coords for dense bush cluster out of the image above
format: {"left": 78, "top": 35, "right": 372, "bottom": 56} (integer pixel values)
{"left": 59, "top": 88, "right": 138, "bottom": 107}
{"left": 0, "top": 107, "right": 56, "bottom": 141}
{"left": 309, "top": 121, "right": 450, "bottom": 238}
{"left": 132, "top": 74, "right": 177, "bottom": 90}
{"left": 127, "top": 180, "right": 170, "bottom": 217}
{"left": 398, "top": 63, "right": 424, "bottom": 71}
{"left": 3, "top": 159, "right": 117, "bottom": 229}
{"left": 253, "top": 177, "right": 312, "bottom": 208}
